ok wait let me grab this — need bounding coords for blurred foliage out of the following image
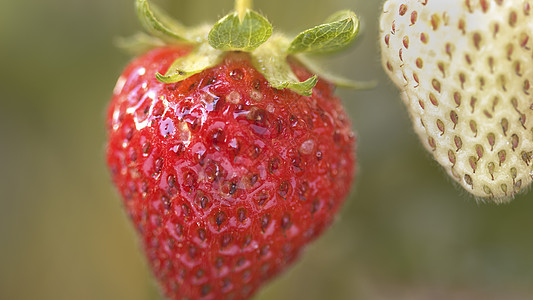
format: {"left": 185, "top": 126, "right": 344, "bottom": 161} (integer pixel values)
{"left": 1, "top": 0, "right": 533, "bottom": 299}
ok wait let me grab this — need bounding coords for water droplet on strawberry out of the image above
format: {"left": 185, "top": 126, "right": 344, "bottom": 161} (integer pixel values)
{"left": 229, "top": 69, "right": 244, "bottom": 81}
{"left": 159, "top": 118, "right": 175, "bottom": 137}
{"left": 299, "top": 139, "right": 315, "bottom": 155}
{"left": 226, "top": 91, "right": 241, "bottom": 104}
{"left": 250, "top": 90, "right": 263, "bottom": 101}
{"left": 154, "top": 158, "right": 164, "bottom": 174}
{"left": 192, "top": 142, "right": 207, "bottom": 165}
{"left": 170, "top": 143, "right": 185, "bottom": 156}
{"left": 316, "top": 150, "right": 323, "bottom": 161}
{"left": 205, "top": 161, "right": 221, "bottom": 182}
{"left": 211, "top": 129, "right": 225, "bottom": 145}
{"left": 183, "top": 171, "right": 198, "bottom": 193}
{"left": 152, "top": 101, "right": 165, "bottom": 117}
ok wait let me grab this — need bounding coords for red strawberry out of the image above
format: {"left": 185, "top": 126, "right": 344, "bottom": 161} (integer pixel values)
{"left": 107, "top": 0, "right": 362, "bottom": 299}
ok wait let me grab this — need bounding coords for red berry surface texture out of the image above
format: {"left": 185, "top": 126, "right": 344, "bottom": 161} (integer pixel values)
{"left": 106, "top": 46, "right": 356, "bottom": 299}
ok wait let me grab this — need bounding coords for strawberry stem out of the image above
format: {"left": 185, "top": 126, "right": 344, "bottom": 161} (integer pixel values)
{"left": 236, "top": 0, "right": 252, "bottom": 21}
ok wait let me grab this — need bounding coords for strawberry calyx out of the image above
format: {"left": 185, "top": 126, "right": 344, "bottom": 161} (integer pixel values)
{"left": 123, "top": 0, "right": 369, "bottom": 96}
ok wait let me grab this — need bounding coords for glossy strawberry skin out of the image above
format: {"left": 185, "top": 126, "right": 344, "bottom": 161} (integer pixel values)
{"left": 106, "top": 46, "right": 355, "bottom": 300}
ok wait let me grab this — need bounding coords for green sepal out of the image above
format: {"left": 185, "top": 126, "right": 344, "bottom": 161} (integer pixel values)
{"left": 287, "top": 10, "right": 359, "bottom": 54}
{"left": 136, "top": 0, "right": 196, "bottom": 43}
{"left": 208, "top": 10, "right": 272, "bottom": 52}
{"left": 319, "top": 74, "right": 376, "bottom": 90}
{"left": 296, "top": 55, "right": 376, "bottom": 89}
{"left": 252, "top": 36, "right": 318, "bottom": 96}
{"left": 156, "top": 43, "right": 225, "bottom": 83}
{"left": 273, "top": 75, "right": 318, "bottom": 97}
{"left": 114, "top": 32, "right": 166, "bottom": 55}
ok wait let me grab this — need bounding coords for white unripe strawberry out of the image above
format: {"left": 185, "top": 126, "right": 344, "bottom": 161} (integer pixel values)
{"left": 380, "top": 0, "right": 533, "bottom": 201}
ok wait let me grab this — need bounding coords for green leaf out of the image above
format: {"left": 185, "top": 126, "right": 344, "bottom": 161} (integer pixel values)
{"left": 287, "top": 10, "right": 359, "bottom": 54}
{"left": 252, "top": 36, "right": 318, "bottom": 96}
{"left": 136, "top": 0, "right": 195, "bottom": 43}
{"left": 156, "top": 43, "right": 224, "bottom": 83}
{"left": 208, "top": 10, "right": 272, "bottom": 52}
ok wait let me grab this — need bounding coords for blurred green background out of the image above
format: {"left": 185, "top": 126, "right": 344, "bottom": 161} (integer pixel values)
{"left": 2, "top": 0, "right": 533, "bottom": 299}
